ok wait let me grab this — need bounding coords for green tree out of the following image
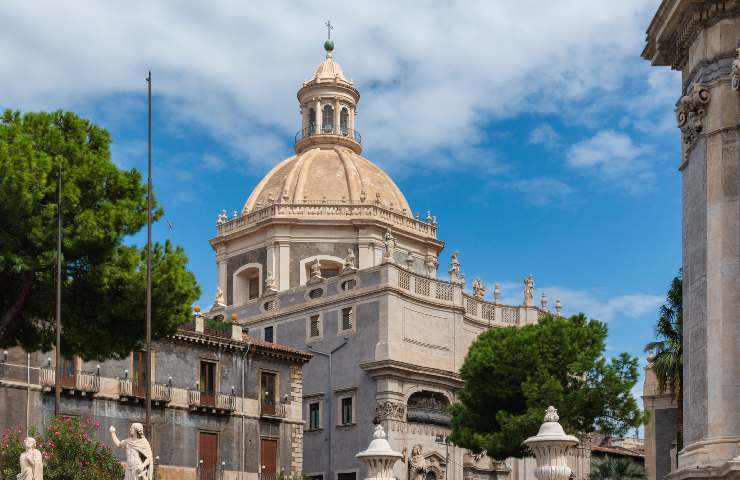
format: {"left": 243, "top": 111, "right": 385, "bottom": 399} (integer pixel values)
{"left": 644, "top": 271, "right": 683, "bottom": 449}
{"left": 589, "top": 456, "right": 646, "bottom": 480}
{"left": 0, "top": 109, "right": 200, "bottom": 359}
{"left": 449, "top": 314, "right": 645, "bottom": 460}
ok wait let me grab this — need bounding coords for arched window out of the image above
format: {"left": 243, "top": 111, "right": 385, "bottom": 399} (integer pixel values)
{"left": 340, "top": 107, "right": 349, "bottom": 135}
{"left": 322, "top": 105, "right": 334, "bottom": 133}
{"left": 233, "top": 263, "right": 262, "bottom": 305}
{"left": 308, "top": 108, "right": 316, "bottom": 134}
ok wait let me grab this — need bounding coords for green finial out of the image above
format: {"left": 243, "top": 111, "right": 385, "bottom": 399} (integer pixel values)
{"left": 324, "top": 39, "right": 334, "bottom": 52}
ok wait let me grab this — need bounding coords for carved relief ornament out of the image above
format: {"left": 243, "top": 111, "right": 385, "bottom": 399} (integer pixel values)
{"left": 676, "top": 83, "right": 711, "bottom": 146}
{"left": 731, "top": 47, "right": 740, "bottom": 91}
{"left": 375, "top": 400, "right": 406, "bottom": 421}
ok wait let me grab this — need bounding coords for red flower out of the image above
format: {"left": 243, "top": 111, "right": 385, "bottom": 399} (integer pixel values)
{"left": 54, "top": 431, "right": 60, "bottom": 436}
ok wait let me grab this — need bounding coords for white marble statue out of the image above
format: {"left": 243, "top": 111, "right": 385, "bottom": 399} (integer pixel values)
{"left": 524, "top": 274, "right": 535, "bottom": 306}
{"left": 264, "top": 271, "right": 278, "bottom": 292}
{"left": 17, "top": 437, "right": 42, "bottom": 480}
{"left": 408, "top": 444, "right": 427, "bottom": 480}
{"left": 383, "top": 229, "right": 397, "bottom": 263}
{"left": 215, "top": 286, "right": 225, "bottom": 305}
{"left": 310, "top": 258, "right": 322, "bottom": 281}
{"left": 343, "top": 248, "right": 356, "bottom": 271}
{"left": 109, "top": 423, "right": 153, "bottom": 480}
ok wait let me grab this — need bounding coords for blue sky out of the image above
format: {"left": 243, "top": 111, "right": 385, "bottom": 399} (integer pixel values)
{"left": 2, "top": 0, "right": 680, "bottom": 416}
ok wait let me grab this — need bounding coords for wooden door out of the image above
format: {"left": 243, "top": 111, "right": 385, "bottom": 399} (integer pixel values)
{"left": 199, "top": 432, "right": 218, "bottom": 480}
{"left": 60, "top": 357, "right": 76, "bottom": 388}
{"left": 260, "top": 438, "right": 277, "bottom": 480}
{"left": 199, "top": 361, "right": 216, "bottom": 406}
{"left": 132, "top": 351, "right": 147, "bottom": 397}
{"left": 261, "top": 372, "right": 276, "bottom": 415}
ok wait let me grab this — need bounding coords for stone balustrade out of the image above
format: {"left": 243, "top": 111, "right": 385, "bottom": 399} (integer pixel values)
{"left": 216, "top": 202, "right": 437, "bottom": 239}
{"left": 118, "top": 378, "right": 172, "bottom": 403}
{"left": 225, "top": 262, "right": 549, "bottom": 328}
{"left": 39, "top": 366, "right": 100, "bottom": 394}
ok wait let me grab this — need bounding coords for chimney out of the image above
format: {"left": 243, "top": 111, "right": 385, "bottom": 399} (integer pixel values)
{"left": 195, "top": 316, "right": 204, "bottom": 333}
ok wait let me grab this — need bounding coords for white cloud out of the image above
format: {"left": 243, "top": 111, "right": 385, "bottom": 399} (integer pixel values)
{"left": 529, "top": 123, "right": 561, "bottom": 149}
{"left": 566, "top": 130, "right": 654, "bottom": 191}
{"left": 0, "top": 0, "right": 662, "bottom": 172}
{"left": 507, "top": 177, "right": 574, "bottom": 206}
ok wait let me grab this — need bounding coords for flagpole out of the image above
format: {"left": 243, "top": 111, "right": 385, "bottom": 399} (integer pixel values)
{"left": 145, "top": 71, "right": 153, "bottom": 439}
{"left": 54, "top": 160, "right": 62, "bottom": 417}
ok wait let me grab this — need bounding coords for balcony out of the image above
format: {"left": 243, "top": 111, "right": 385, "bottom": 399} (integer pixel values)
{"left": 118, "top": 378, "right": 171, "bottom": 405}
{"left": 294, "top": 125, "right": 362, "bottom": 154}
{"left": 40, "top": 367, "right": 100, "bottom": 395}
{"left": 187, "top": 389, "right": 236, "bottom": 414}
{"left": 259, "top": 401, "right": 287, "bottom": 419}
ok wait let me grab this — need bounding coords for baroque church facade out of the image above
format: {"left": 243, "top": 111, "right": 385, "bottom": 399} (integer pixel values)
{"left": 207, "top": 39, "right": 558, "bottom": 480}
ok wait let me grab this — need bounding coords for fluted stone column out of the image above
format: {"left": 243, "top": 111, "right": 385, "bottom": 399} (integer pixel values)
{"left": 643, "top": 2, "right": 740, "bottom": 478}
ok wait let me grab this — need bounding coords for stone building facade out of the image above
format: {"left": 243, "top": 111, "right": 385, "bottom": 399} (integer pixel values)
{"left": 0, "top": 319, "right": 311, "bottom": 480}
{"left": 642, "top": 362, "right": 678, "bottom": 480}
{"left": 643, "top": 1, "right": 740, "bottom": 479}
{"left": 208, "top": 39, "right": 559, "bottom": 480}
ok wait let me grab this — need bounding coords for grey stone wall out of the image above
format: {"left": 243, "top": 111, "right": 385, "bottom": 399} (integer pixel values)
{"left": 226, "top": 247, "right": 267, "bottom": 305}
{"left": 655, "top": 408, "right": 678, "bottom": 480}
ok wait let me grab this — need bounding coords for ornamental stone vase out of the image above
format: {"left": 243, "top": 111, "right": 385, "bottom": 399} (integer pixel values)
{"left": 522, "top": 407, "right": 579, "bottom": 480}
{"left": 356, "top": 424, "right": 403, "bottom": 480}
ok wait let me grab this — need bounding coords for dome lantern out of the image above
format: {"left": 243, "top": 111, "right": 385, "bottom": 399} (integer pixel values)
{"left": 296, "top": 29, "right": 361, "bottom": 155}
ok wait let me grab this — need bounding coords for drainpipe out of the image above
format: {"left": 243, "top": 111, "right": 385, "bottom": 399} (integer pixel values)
{"left": 240, "top": 343, "right": 251, "bottom": 480}
{"left": 308, "top": 337, "right": 349, "bottom": 480}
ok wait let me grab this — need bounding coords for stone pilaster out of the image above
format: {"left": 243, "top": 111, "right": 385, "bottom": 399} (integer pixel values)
{"left": 644, "top": 2, "right": 740, "bottom": 478}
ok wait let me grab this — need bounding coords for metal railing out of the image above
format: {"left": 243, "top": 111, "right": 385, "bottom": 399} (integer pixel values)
{"left": 187, "top": 389, "right": 236, "bottom": 412}
{"left": 260, "top": 401, "right": 287, "bottom": 418}
{"left": 39, "top": 367, "right": 100, "bottom": 393}
{"left": 294, "top": 125, "right": 361, "bottom": 144}
{"left": 118, "top": 378, "right": 171, "bottom": 403}
{"left": 197, "top": 461, "right": 225, "bottom": 480}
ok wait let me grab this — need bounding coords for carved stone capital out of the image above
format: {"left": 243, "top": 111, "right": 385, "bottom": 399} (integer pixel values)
{"left": 375, "top": 400, "right": 406, "bottom": 421}
{"left": 676, "top": 83, "right": 711, "bottom": 146}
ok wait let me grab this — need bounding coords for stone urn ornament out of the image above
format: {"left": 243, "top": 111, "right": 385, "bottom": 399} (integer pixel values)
{"left": 522, "top": 406, "right": 579, "bottom": 480}
{"left": 16, "top": 437, "right": 43, "bottom": 480}
{"left": 356, "top": 424, "right": 403, "bottom": 480}
{"left": 110, "top": 423, "right": 154, "bottom": 480}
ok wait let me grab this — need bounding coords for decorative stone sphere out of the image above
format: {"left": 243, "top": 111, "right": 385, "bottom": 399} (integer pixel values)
{"left": 194, "top": 305, "right": 201, "bottom": 313}
{"left": 324, "top": 39, "right": 335, "bottom": 52}
{"left": 231, "top": 313, "right": 238, "bottom": 322}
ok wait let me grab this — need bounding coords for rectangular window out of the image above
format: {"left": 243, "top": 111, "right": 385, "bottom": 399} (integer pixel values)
{"left": 341, "top": 307, "right": 353, "bottom": 331}
{"left": 309, "top": 402, "right": 321, "bottom": 430}
{"left": 338, "top": 473, "right": 356, "bottom": 480}
{"left": 341, "top": 397, "right": 353, "bottom": 425}
{"left": 264, "top": 326, "right": 274, "bottom": 343}
{"left": 310, "top": 315, "right": 320, "bottom": 338}
{"left": 248, "top": 275, "right": 259, "bottom": 300}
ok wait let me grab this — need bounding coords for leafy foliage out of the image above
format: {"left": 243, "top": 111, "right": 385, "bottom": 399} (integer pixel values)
{"left": 0, "top": 417, "right": 124, "bottom": 480}
{"left": 589, "top": 456, "right": 646, "bottom": 480}
{"left": 644, "top": 270, "right": 683, "bottom": 448}
{"left": 449, "top": 314, "right": 645, "bottom": 460}
{"left": 0, "top": 109, "right": 200, "bottom": 359}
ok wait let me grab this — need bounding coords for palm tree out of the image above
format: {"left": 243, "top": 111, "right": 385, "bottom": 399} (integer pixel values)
{"left": 644, "top": 271, "right": 683, "bottom": 450}
{"left": 589, "top": 456, "right": 646, "bottom": 480}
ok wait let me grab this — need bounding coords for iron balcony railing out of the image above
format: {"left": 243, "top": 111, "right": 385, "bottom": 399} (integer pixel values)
{"left": 187, "top": 389, "right": 236, "bottom": 413}
{"left": 39, "top": 367, "right": 100, "bottom": 394}
{"left": 118, "top": 378, "right": 172, "bottom": 403}
{"left": 294, "top": 125, "right": 361, "bottom": 144}
{"left": 197, "top": 461, "right": 225, "bottom": 480}
{"left": 260, "top": 401, "right": 287, "bottom": 418}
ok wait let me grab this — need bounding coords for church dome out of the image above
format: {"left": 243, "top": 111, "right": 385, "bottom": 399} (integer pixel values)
{"left": 243, "top": 145, "right": 412, "bottom": 216}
